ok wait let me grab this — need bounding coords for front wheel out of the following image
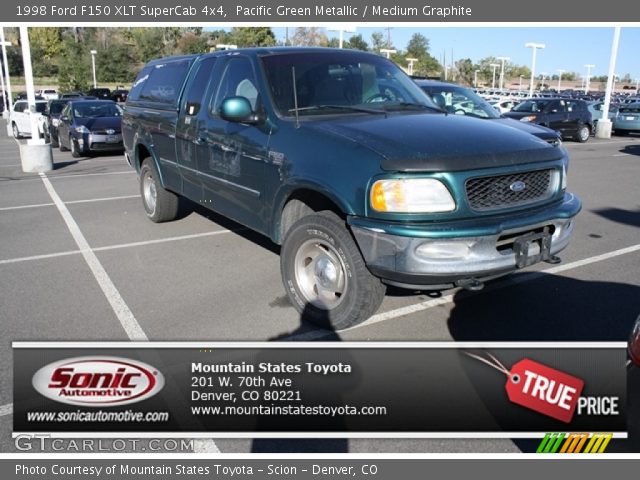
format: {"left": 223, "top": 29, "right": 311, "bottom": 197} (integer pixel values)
{"left": 70, "top": 136, "right": 81, "bottom": 158}
{"left": 12, "top": 123, "right": 21, "bottom": 139}
{"left": 280, "top": 212, "right": 386, "bottom": 330}
{"left": 575, "top": 124, "right": 590, "bottom": 143}
{"left": 58, "top": 133, "right": 68, "bottom": 151}
{"left": 139, "top": 158, "right": 180, "bottom": 223}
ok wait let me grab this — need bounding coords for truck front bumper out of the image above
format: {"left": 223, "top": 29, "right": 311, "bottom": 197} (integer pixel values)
{"left": 348, "top": 193, "right": 582, "bottom": 290}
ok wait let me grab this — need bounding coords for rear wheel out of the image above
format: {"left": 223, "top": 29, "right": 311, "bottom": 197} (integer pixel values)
{"left": 139, "top": 158, "right": 180, "bottom": 223}
{"left": 58, "top": 132, "right": 68, "bottom": 151}
{"left": 280, "top": 211, "right": 386, "bottom": 330}
{"left": 575, "top": 124, "right": 590, "bottom": 143}
{"left": 12, "top": 123, "right": 21, "bottom": 139}
{"left": 70, "top": 136, "right": 81, "bottom": 158}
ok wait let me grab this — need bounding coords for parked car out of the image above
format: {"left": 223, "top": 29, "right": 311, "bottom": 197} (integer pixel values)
{"left": 35, "top": 89, "right": 59, "bottom": 100}
{"left": 57, "top": 100, "right": 124, "bottom": 157}
{"left": 10, "top": 99, "right": 48, "bottom": 138}
{"left": 504, "top": 98, "right": 593, "bottom": 142}
{"left": 123, "top": 48, "right": 581, "bottom": 330}
{"left": 111, "top": 89, "right": 129, "bottom": 103}
{"left": 613, "top": 103, "right": 640, "bottom": 135}
{"left": 60, "top": 91, "right": 86, "bottom": 99}
{"left": 415, "top": 80, "right": 562, "bottom": 145}
{"left": 87, "top": 87, "right": 112, "bottom": 100}
{"left": 39, "top": 98, "right": 89, "bottom": 147}
{"left": 490, "top": 99, "right": 520, "bottom": 113}
{"left": 587, "top": 101, "right": 619, "bottom": 129}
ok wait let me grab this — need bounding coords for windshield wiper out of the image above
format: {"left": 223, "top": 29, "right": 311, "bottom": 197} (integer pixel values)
{"left": 385, "top": 102, "right": 447, "bottom": 114}
{"left": 288, "top": 105, "right": 387, "bottom": 115}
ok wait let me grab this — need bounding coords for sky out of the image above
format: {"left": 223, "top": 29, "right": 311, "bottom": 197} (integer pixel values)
{"left": 265, "top": 26, "right": 640, "bottom": 80}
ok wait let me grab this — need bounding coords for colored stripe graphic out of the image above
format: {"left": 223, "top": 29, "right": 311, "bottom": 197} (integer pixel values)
{"left": 537, "top": 433, "right": 613, "bottom": 453}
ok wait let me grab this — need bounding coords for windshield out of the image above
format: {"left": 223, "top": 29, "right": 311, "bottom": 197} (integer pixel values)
{"left": 261, "top": 51, "right": 438, "bottom": 117}
{"left": 73, "top": 102, "right": 123, "bottom": 118}
{"left": 49, "top": 102, "right": 67, "bottom": 115}
{"left": 620, "top": 104, "right": 640, "bottom": 113}
{"left": 419, "top": 84, "right": 500, "bottom": 119}
{"left": 513, "top": 100, "right": 549, "bottom": 113}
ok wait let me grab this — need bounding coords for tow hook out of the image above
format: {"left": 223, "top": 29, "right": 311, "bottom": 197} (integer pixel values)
{"left": 456, "top": 278, "right": 484, "bottom": 292}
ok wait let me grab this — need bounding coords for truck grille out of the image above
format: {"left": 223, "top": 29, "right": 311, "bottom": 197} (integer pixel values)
{"left": 465, "top": 169, "right": 556, "bottom": 211}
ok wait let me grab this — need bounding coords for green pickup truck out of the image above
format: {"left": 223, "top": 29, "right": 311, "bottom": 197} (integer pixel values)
{"left": 123, "top": 48, "right": 581, "bottom": 330}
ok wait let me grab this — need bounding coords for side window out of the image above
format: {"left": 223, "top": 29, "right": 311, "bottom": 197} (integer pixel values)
{"left": 211, "top": 57, "right": 259, "bottom": 115}
{"left": 139, "top": 59, "right": 191, "bottom": 105}
{"left": 127, "top": 66, "right": 152, "bottom": 102}
{"left": 14, "top": 102, "right": 25, "bottom": 113}
{"left": 183, "top": 57, "right": 217, "bottom": 116}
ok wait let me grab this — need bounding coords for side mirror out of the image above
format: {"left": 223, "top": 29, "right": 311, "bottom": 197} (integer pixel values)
{"left": 219, "top": 96, "right": 261, "bottom": 124}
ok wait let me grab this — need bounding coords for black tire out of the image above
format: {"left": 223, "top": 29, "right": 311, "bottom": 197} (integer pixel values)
{"left": 280, "top": 211, "right": 386, "bottom": 330}
{"left": 12, "top": 123, "right": 21, "bottom": 139}
{"left": 70, "top": 137, "right": 81, "bottom": 158}
{"left": 614, "top": 130, "right": 627, "bottom": 136}
{"left": 58, "top": 132, "right": 68, "bottom": 151}
{"left": 50, "top": 130, "right": 59, "bottom": 148}
{"left": 575, "top": 124, "right": 590, "bottom": 143}
{"left": 139, "top": 158, "right": 180, "bottom": 223}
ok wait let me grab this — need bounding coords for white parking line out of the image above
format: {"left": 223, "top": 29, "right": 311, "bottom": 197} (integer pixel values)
{"left": 39, "top": 172, "right": 147, "bottom": 341}
{"left": 28, "top": 176, "right": 221, "bottom": 454}
{"left": 287, "top": 242, "right": 640, "bottom": 341}
{"left": 0, "top": 164, "right": 22, "bottom": 167}
{"left": 0, "top": 195, "right": 140, "bottom": 212}
{"left": 0, "top": 403, "right": 12, "bottom": 417}
{"left": 0, "top": 202, "right": 55, "bottom": 211}
{"left": 48, "top": 171, "right": 134, "bottom": 179}
{"left": 612, "top": 153, "right": 630, "bottom": 157}
{"left": 0, "top": 230, "right": 238, "bottom": 265}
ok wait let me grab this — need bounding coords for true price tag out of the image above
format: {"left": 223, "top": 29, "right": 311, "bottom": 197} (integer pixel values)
{"left": 464, "top": 352, "right": 585, "bottom": 424}
{"left": 506, "top": 358, "right": 584, "bottom": 423}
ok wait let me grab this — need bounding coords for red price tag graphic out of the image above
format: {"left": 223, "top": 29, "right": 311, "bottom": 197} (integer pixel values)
{"left": 506, "top": 359, "right": 584, "bottom": 423}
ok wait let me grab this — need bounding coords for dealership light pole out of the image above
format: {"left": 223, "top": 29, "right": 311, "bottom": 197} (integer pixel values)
{"left": 474, "top": 69, "right": 480, "bottom": 88}
{"left": 328, "top": 25, "right": 356, "bottom": 49}
{"left": 406, "top": 58, "right": 418, "bottom": 76}
{"left": 490, "top": 63, "right": 499, "bottom": 89}
{"left": 519, "top": 75, "right": 523, "bottom": 91}
{"left": 557, "top": 69, "right": 565, "bottom": 91}
{"left": 380, "top": 48, "right": 396, "bottom": 59}
{"left": 497, "top": 56, "right": 509, "bottom": 91}
{"left": 17, "top": 26, "right": 52, "bottom": 172}
{"left": 1, "top": 29, "right": 13, "bottom": 119}
{"left": 584, "top": 64, "right": 595, "bottom": 94}
{"left": 596, "top": 27, "right": 621, "bottom": 139}
{"left": 526, "top": 42, "right": 545, "bottom": 97}
{"left": 90, "top": 49, "right": 97, "bottom": 88}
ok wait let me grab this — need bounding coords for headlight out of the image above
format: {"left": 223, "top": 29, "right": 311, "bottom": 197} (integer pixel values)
{"left": 75, "top": 125, "right": 90, "bottom": 134}
{"left": 520, "top": 115, "right": 537, "bottom": 122}
{"left": 370, "top": 178, "right": 456, "bottom": 213}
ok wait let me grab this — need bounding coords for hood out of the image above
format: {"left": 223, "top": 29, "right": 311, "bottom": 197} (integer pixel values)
{"left": 503, "top": 111, "right": 537, "bottom": 120}
{"left": 75, "top": 116, "right": 122, "bottom": 132}
{"left": 492, "top": 117, "right": 560, "bottom": 141}
{"left": 305, "top": 113, "right": 563, "bottom": 172}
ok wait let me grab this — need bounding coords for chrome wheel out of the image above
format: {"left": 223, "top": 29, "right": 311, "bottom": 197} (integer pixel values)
{"left": 293, "top": 239, "right": 348, "bottom": 309}
{"left": 577, "top": 125, "right": 590, "bottom": 142}
{"left": 12, "top": 123, "right": 19, "bottom": 138}
{"left": 143, "top": 172, "right": 157, "bottom": 215}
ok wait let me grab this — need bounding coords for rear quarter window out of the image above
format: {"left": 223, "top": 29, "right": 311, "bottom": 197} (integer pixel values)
{"left": 138, "top": 59, "right": 192, "bottom": 106}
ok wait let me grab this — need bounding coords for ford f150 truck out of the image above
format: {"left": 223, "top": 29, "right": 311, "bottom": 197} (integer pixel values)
{"left": 123, "top": 48, "right": 581, "bottom": 330}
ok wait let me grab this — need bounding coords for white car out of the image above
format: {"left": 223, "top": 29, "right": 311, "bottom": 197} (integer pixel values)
{"left": 10, "top": 100, "right": 48, "bottom": 138}
{"left": 490, "top": 99, "right": 520, "bottom": 114}
{"left": 36, "top": 89, "right": 59, "bottom": 100}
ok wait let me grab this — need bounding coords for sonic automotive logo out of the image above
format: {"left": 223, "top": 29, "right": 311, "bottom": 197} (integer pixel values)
{"left": 32, "top": 356, "right": 164, "bottom": 407}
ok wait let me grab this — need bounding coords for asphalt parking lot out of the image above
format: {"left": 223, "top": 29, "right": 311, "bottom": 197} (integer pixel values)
{"left": 1, "top": 129, "right": 639, "bottom": 453}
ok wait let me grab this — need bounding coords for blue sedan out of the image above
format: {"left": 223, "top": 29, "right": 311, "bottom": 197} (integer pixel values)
{"left": 57, "top": 100, "right": 124, "bottom": 157}
{"left": 613, "top": 103, "right": 640, "bottom": 135}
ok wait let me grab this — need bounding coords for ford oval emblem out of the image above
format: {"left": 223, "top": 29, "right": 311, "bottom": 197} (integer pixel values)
{"left": 510, "top": 181, "right": 526, "bottom": 192}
